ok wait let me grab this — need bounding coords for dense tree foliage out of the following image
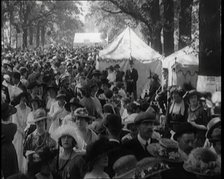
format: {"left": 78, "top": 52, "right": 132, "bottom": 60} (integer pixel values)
{"left": 2, "top": 1, "right": 84, "bottom": 48}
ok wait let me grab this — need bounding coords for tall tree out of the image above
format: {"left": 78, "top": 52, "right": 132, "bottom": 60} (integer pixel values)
{"left": 179, "top": 0, "right": 193, "bottom": 49}
{"left": 163, "top": 0, "right": 174, "bottom": 56}
{"left": 199, "top": 0, "right": 221, "bottom": 76}
{"left": 107, "top": 0, "right": 163, "bottom": 53}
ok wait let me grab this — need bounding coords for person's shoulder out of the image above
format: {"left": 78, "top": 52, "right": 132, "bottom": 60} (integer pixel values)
{"left": 83, "top": 172, "right": 94, "bottom": 179}
{"left": 122, "top": 137, "right": 138, "bottom": 146}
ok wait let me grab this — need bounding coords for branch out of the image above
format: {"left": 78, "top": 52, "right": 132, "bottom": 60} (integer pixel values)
{"left": 29, "top": 5, "right": 56, "bottom": 24}
{"left": 101, "top": 7, "right": 123, "bottom": 14}
{"left": 108, "top": 0, "right": 152, "bottom": 33}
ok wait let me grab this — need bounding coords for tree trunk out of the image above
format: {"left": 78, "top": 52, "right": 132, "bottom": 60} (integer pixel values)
{"left": 36, "top": 22, "right": 40, "bottom": 47}
{"left": 41, "top": 25, "right": 45, "bottom": 47}
{"left": 29, "top": 25, "right": 33, "bottom": 46}
{"left": 199, "top": 0, "right": 221, "bottom": 76}
{"left": 150, "top": 0, "right": 162, "bottom": 53}
{"left": 163, "top": 0, "right": 174, "bottom": 56}
{"left": 16, "top": 31, "right": 18, "bottom": 49}
{"left": 23, "top": 27, "right": 28, "bottom": 49}
{"left": 179, "top": 0, "right": 193, "bottom": 49}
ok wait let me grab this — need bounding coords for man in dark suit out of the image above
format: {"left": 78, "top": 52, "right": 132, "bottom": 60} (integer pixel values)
{"left": 103, "top": 114, "right": 131, "bottom": 178}
{"left": 114, "top": 64, "right": 124, "bottom": 83}
{"left": 125, "top": 60, "right": 138, "bottom": 100}
{"left": 123, "top": 110, "right": 159, "bottom": 161}
{"left": 11, "top": 71, "right": 27, "bottom": 92}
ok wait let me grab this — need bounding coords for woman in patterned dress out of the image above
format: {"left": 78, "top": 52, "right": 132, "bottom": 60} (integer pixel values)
{"left": 23, "top": 108, "right": 56, "bottom": 177}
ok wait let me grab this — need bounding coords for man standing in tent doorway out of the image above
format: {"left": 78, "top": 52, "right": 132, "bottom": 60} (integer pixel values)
{"left": 125, "top": 60, "right": 138, "bottom": 100}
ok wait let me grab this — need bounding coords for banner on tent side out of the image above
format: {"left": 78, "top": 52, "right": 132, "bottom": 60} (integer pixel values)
{"left": 169, "top": 63, "right": 198, "bottom": 88}
{"left": 197, "top": 75, "right": 221, "bottom": 94}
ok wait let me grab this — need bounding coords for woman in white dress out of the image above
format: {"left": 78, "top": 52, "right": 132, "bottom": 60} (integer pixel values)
{"left": 12, "top": 92, "right": 31, "bottom": 173}
{"left": 24, "top": 97, "right": 42, "bottom": 137}
{"left": 48, "top": 93, "right": 69, "bottom": 135}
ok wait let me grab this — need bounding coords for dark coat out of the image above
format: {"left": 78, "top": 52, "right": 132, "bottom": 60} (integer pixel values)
{"left": 2, "top": 84, "right": 10, "bottom": 103}
{"left": 17, "top": 81, "right": 27, "bottom": 92}
{"left": 123, "top": 137, "right": 158, "bottom": 161}
{"left": 115, "top": 70, "right": 124, "bottom": 82}
{"left": 161, "top": 163, "right": 197, "bottom": 179}
{"left": 125, "top": 68, "right": 138, "bottom": 93}
{"left": 104, "top": 140, "right": 132, "bottom": 178}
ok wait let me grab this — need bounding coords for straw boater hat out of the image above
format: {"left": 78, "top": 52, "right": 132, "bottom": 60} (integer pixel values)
{"left": 206, "top": 117, "right": 221, "bottom": 139}
{"left": 64, "top": 97, "right": 83, "bottom": 111}
{"left": 135, "top": 157, "right": 170, "bottom": 178}
{"left": 56, "top": 91, "right": 67, "bottom": 100}
{"left": 113, "top": 155, "right": 137, "bottom": 179}
{"left": 183, "top": 147, "right": 221, "bottom": 176}
{"left": 29, "top": 109, "right": 48, "bottom": 123}
{"left": 74, "top": 108, "right": 95, "bottom": 122}
{"left": 51, "top": 124, "right": 83, "bottom": 150}
{"left": 209, "top": 128, "right": 221, "bottom": 142}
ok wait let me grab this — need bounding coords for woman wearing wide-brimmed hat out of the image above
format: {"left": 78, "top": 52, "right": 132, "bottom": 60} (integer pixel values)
{"left": 183, "top": 147, "right": 221, "bottom": 179}
{"left": 62, "top": 97, "right": 83, "bottom": 125}
{"left": 112, "top": 155, "right": 137, "bottom": 179}
{"left": 23, "top": 109, "right": 56, "bottom": 176}
{"left": 74, "top": 108, "right": 98, "bottom": 150}
{"left": 166, "top": 86, "right": 188, "bottom": 133}
{"left": 11, "top": 92, "right": 31, "bottom": 173}
{"left": 48, "top": 92, "right": 69, "bottom": 135}
{"left": 24, "top": 97, "right": 42, "bottom": 140}
{"left": 50, "top": 124, "right": 86, "bottom": 179}
{"left": 186, "top": 90, "right": 209, "bottom": 147}
{"left": 46, "top": 83, "right": 58, "bottom": 112}
{"left": 1, "top": 103, "right": 19, "bottom": 178}
{"left": 203, "top": 117, "right": 221, "bottom": 162}
{"left": 84, "top": 137, "right": 111, "bottom": 179}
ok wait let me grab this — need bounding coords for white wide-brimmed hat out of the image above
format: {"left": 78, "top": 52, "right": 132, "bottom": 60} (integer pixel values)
{"left": 30, "top": 108, "right": 48, "bottom": 123}
{"left": 51, "top": 124, "right": 83, "bottom": 150}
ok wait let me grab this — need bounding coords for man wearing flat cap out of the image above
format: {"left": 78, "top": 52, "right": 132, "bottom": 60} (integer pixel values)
{"left": 123, "top": 110, "right": 159, "bottom": 161}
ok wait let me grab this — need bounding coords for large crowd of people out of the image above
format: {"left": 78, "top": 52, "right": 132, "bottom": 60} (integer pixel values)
{"left": 1, "top": 45, "right": 221, "bottom": 179}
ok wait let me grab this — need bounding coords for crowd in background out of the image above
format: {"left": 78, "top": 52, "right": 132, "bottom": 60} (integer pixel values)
{"left": 1, "top": 45, "right": 221, "bottom": 179}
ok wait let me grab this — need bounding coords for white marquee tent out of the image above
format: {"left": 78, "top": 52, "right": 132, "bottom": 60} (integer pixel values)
{"left": 73, "top": 32, "right": 106, "bottom": 46}
{"left": 98, "top": 27, "right": 163, "bottom": 97}
{"left": 162, "top": 46, "right": 199, "bottom": 88}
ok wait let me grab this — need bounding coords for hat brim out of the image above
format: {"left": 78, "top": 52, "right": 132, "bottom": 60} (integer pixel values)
{"left": 114, "top": 168, "right": 136, "bottom": 178}
{"left": 136, "top": 119, "right": 160, "bottom": 125}
{"left": 206, "top": 121, "right": 221, "bottom": 138}
{"left": 183, "top": 163, "right": 220, "bottom": 177}
{"left": 64, "top": 103, "right": 83, "bottom": 111}
{"left": 51, "top": 125, "right": 83, "bottom": 149}
{"left": 30, "top": 116, "right": 47, "bottom": 123}
{"left": 92, "top": 72, "right": 101, "bottom": 76}
{"left": 56, "top": 95, "right": 66, "bottom": 100}
{"left": 75, "top": 115, "right": 95, "bottom": 121}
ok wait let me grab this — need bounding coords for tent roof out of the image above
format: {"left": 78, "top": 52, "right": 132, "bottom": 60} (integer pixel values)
{"left": 74, "top": 33, "right": 104, "bottom": 44}
{"left": 162, "top": 46, "right": 198, "bottom": 68}
{"left": 99, "top": 27, "right": 163, "bottom": 62}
